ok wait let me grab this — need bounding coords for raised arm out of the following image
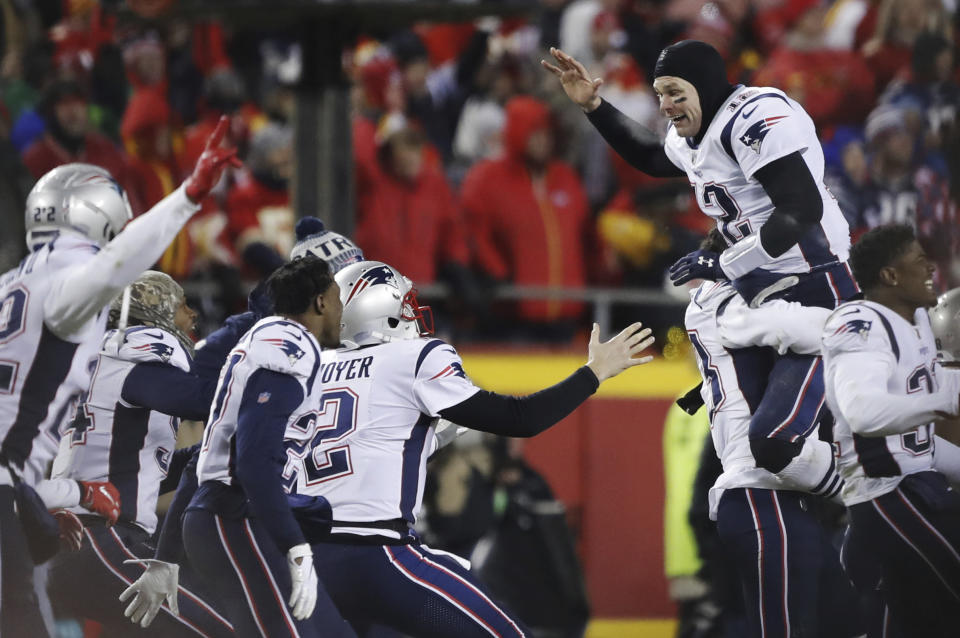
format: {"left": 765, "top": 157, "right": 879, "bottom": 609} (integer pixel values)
{"left": 542, "top": 47, "right": 683, "bottom": 178}
{"left": 45, "top": 117, "right": 241, "bottom": 339}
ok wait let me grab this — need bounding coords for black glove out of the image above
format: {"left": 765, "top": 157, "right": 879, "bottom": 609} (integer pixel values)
{"left": 668, "top": 250, "right": 726, "bottom": 286}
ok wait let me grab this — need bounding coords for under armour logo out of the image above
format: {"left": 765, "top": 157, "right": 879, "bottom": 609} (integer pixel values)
{"left": 697, "top": 256, "right": 715, "bottom": 267}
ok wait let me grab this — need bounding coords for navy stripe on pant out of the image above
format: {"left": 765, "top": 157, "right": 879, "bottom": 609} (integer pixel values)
{"left": 716, "top": 488, "right": 863, "bottom": 638}
{"left": 46, "top": 518, "right": 233, "bottom": 638}
{"left": 182, "top": 509, "right": 353, "bottom": 638}
{"left": 847, "top": 472, "right": 960, "bottom": 638}
{"left": 312, "top": 539, "right": 529, "bottom": 638}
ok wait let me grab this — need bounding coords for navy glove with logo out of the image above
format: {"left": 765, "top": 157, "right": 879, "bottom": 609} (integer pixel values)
{"left": 668, "top": 250, "right": 726, "bottom": 285}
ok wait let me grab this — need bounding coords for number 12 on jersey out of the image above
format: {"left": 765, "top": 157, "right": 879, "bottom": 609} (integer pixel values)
{"left": 700, "top": 183, "right": 753, "bottom": 245}
{"left": 282, "top": 388, "right": 359, "bottom": 492}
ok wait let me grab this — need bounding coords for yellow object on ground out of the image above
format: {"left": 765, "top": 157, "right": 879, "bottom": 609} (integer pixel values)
{"left": 587, "top": 618, "right": 677, "bottom": 638}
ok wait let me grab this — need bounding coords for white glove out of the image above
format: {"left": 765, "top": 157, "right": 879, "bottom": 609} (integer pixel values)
{"left": 118, "top": 559, "right": 180, "bottom": 627}
{"left": 287, "top": 543, "right": 318, "bottom": 621}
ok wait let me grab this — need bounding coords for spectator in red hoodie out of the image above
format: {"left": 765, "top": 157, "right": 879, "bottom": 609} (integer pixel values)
{"left": 461, "top": 95, "right": 590, "bottom": 340}
{"left": 354, "top": 112, "right": 469, "bottom": 286}
{"left": 22, "top": 80, "right": 142, "bottom": 212}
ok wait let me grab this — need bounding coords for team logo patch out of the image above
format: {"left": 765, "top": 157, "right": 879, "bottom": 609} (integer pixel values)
{"left": 345, "top": 265, "right": 398, "bottom": 304}
{"left": 430, "top": 361, "right": 467, "bottom": 380}
{"left": 739, "top": 116, "right": 787, "bottom": 154}
{"left": 832, "top": 319, "right": 872, "bottom": 339}
{"left": 262, "top": 338, "right": 306, "bottom": 364}
{"left": 133, "top": 342, "right": 175, "bottom": 361}
{"left": 258, "top": 392, "right": 272, "bottom": 403}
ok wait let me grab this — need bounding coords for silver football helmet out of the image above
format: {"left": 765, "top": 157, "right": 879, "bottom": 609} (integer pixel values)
{"left": 25, "top": 163, "right": 133, "bottom": 249}
{"left": 335, "top": 260, "right": 433, "bottom": 346}
{"left": 930, "top": 287, "right": 960, "bottom": 362}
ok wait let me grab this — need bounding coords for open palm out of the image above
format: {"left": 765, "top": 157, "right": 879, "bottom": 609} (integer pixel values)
{"left": 541, "top": 47, "right": 603, "bottom": 112}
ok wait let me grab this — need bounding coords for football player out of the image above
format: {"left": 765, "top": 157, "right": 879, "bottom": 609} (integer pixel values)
{"left": 43, "top": 272, "right": 232, "bottom": 636}
{"left": 685, "top": 231, "right": 862, "bottom": 637}
{"left": 282, "top": 260, "right": 655, "bottom": 638}
{"left": 184, "top": 256, "right": 355, "bottom": 638}
{"left": 822, "top": 224, "right": 960, "bottom": 637}
{"left": 0, "top": 116, "right": 237, "bottom": 635}
{"left": 543, "top": 40, "right": 857, "bottom": 499}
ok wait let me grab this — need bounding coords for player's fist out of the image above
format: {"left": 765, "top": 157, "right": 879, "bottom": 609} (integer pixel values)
{"left": 541, "top": 47, "right": 603, "bottom": 112}
{"left": 52, "top": 509, "right": 83, "bottom": 552}
{"left": 183, "top": 116, "right": 242, "bottom": 203}
{"left": 78, "top": 480, "right": 121, "bottom": 525}
{"left": 668, "top": 249, "right": 726, "bottom": 286}
{"left": 287, "top": 543, "right": 318, "bottom": 620}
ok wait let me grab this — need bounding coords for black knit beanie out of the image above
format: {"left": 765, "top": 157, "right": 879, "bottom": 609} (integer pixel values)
{"left": 654, "top": 40, "right": 736, "bottom": 143}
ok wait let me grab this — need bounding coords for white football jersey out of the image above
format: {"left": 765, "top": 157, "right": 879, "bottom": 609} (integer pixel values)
{"left": 685, "top": 282, "right": 783, "bottom": 518}
{"left": 197, "top": 317, "right": 323, "bottom": 487}
{"left": 284, "top": 338, "right": 480, "bottom": 537}
{"left": 823, "top": 301, "right": 942, "bottom": 505}
{"left": 53, "top": 327, "right": 191, "bottom": 533}
{"left": 0, "top": 237, "right": 105, "bottom": 485}
{"left": 664, "top": 85, "right": 850, "bottom": 274}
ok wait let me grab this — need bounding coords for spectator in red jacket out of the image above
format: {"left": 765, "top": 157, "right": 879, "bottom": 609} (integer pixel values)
{"left": 224, "top": 122, "right": 292, "bottom": 278}
{"left": 354, "top": 112, "right": 469, "bottom": 286}
{"left": 22, "top": 80, "right": 142, "bottom": 212}
{"left": 461, "top": 95, "right": 590, "bottom": 340}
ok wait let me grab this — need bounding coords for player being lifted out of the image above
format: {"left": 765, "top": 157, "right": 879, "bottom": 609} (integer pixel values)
{"left": 822, "top": 224, "right": 960, "bottom": 637}
{"left": 0, "top": 117, "right": 237, "bottom": 635}
{"left": 44, "top": 272, "right": 232, "bottom": 637}
{"left": 185, "top": 256, "right": 355, "bottom": 638}
{"left": 544, "top": 38, "right": 858, "bottom": 499}
{"left": 281, "top": 260, "right": 655, "bottom": 638}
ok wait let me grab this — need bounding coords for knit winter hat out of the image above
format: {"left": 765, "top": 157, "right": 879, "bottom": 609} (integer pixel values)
{"left": 289, "top": 217, "right": 364, "bottom": 274}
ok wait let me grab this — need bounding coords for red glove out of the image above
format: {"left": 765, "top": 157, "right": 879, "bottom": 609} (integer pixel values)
{"left": 53, "top": 509, "right": 84, "bottom": 552}
{"left": 183, "top": 115, "right": 243, "bottom": 203}
{"left": 79, "top": 481, "right": 121, "bottom": 526}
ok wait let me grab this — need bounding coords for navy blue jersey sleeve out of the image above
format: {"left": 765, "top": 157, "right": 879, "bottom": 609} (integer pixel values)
{"left": 191, "top": 312, "right": 258, "bottom": 381}
{"left": 586, "top": 100, "right": 685, "bottom": 178}
{"left": 158, "top": 443, "right": 200, "bottom": 495}
{"left": 439, "top": 366, "right": 599, "bottom": 437}
{"left": 235, "top": 368, "right": 306, "bottom": 552}
{"left": 121, "top": 364, "right": 217, "bottom": 421}
{"left": 154, "top": 449, "right": 199, "bottom": 563}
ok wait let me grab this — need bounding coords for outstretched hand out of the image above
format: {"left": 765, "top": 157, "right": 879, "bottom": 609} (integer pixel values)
{"left": 184, "top": 116, "right": 243, "bottom": 203}
{"left": 541, "top": 47, "right": 603, "bottom": 113}
{"left": 586, "top": 322, "right": 655, "bottom": 383}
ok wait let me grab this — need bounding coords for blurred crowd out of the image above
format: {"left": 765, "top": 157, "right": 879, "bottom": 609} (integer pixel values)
{"left": 1, "top": 0, "right": 958, "bottom": 344}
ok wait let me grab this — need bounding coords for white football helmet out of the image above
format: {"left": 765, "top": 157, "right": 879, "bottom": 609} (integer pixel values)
{"left": 25, "top": 163, "right": 133, "bottom": 249}
{"left": 335, "top": 260, "right": 433, "bottom": 346}
{"left": 930, "top": 287, "right": 960, "bottom": 362}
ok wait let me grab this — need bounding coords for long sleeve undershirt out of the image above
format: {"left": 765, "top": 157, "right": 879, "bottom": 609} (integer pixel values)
{"left": 234, "top": 369, "right": 306, "bottom": 553}
{"left": 752, "top": 151, "right": 825, "bottom": 258}
{"left": 585, "top": 100, "right": 684, "bottom": 178}
{"left": 439, "top": 366, "right": 599, "bottom": 437}
{"left": 155, "top": 448, "right": 199, "bottom": 563}
{"left": 121, "top": 363, "right": 217, "bottom": 421}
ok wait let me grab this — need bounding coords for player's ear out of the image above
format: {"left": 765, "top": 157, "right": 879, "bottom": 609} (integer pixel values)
{"left": 314, "top": 294, "right": 324, "bottom": 315}
{"left": 878, "top": 266, "right": 898, "bottom": 287}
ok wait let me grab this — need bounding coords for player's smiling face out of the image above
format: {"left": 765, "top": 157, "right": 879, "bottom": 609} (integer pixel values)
{"left": 892, "top": 240, "right": 938, "bottom": 309}
{"left": 653, "top": 76, "right": 702, "bottom": 138}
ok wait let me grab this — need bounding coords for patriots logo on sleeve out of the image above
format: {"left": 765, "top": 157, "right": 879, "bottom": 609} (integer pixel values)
{"left": 832, "top": 318, "right": 872, "bottom": 339}
{"left": 132, "top": 341, "right": 175, "bottom": 361}
{"left": 739, "top": 116, "right": 788, "bottom": 154}
{"left": 430, "top": 361, "right": 467, "bottom": 380}
{"left": 263, "top": 338, "right": 306, "bottom": 364}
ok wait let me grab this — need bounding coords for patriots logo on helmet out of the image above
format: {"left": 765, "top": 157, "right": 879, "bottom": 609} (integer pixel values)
{"left": 133, "top": 341, "right": 175, "bottom": 361}
{"left": 739, "top": 116, "right": 787, "bottom": 154}
{"left": 833, "top": 318, "right": 872, "bottom": 339}
{"left": 345, "top": 265, "right": 398, "bottom": 304}
{"left": 263, "top": 338, "right": 306, "bottom": 364}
